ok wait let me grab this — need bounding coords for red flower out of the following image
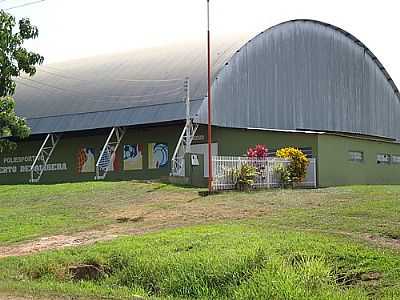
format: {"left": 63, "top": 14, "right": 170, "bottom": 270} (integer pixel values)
{"left": 247, "top": 144, "right": 268, "bottom": 158}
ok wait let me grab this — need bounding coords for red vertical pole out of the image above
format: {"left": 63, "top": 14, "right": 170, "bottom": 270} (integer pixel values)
{"left": 207, "top": 0, "right": 213, "bottom": 193}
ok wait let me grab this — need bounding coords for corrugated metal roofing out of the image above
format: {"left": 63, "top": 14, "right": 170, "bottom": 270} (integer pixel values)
{"left": 14, "top": 19, "right": 400, "bottom": 140}
{"left": 198, "top": 19, "right": 400, "bottom": 141}
{"left": 15, "top": 36, "right": 249, "bottom": 134}
{"left": 26, "top": 99, "right": 204, "bottom": 135}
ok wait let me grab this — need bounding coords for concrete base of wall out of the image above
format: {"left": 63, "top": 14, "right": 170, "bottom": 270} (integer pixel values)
{"left": 167, "top": 176, "right": 191, "bottom": 186}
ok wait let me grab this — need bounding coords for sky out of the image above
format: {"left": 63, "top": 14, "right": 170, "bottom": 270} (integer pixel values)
{"left": 3, "top": 0, "right": 400, "bottom": 84}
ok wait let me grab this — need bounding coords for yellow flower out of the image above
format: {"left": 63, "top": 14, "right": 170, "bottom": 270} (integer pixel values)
{"left": 276, "top": 147, "right": 309, "bottom": 183}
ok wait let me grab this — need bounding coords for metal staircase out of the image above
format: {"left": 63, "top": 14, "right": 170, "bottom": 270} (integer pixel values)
{"left": 171, "top": 121, "right": 199, "bottom": 176}
{"left": 171, "top": 77, "right": 198, "bottom": 176}
{"left": 95, "top": 127, "right": 126, "bottom": 180}
{"left": 30, "top": 133, "right": 61, "bottom": 183}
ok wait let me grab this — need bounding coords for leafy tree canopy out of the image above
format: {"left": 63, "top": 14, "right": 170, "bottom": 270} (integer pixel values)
{"left": 0, "top": 10, "right": 43, "bottom": 153}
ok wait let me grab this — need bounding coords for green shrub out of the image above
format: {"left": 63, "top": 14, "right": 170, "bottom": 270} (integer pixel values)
{"left": 274, "top": 164, "right": 292, "bottom": 188}
{"left": 276, "top": 147, "right": 310, "bottom": 184}
{"left": 232, "top": 163, "right": 258, "bottom": 191}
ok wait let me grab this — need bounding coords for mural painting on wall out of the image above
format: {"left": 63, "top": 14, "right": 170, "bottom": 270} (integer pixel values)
{"left": 77, "top": 148, "right": 95, "bottom": 173}
{"left": 123, "top": 144, "right": 143, "bottom": 170}
{"left": 97, "top": 145, "right": 120, "bottom": 172}
{"left": 148, "top": 143, "right": 168, "bottom": 169}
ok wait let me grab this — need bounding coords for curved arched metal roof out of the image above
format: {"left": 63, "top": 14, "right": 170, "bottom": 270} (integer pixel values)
{"left": 14, "top": 36, "right": 249, "bottom": 134}
{"left": 14, "top": 19, "right": 400, "bottom": 140}
{"left": 290, "top": 19, "right": 400, "bottom": 99}
{"left": 198, "top": 19, "right": 400, "bottom": 140}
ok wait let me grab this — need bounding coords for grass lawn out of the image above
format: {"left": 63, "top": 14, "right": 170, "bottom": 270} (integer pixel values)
{"left": 0, "top": 181, "right": 197, "bottom": 244}
{"left": 0, "top": 182, "right": 399, "bottom": 299}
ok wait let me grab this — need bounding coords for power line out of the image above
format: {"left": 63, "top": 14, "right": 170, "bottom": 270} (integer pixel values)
{"left": 38, "top": 66, "right": 184, "bottom": 83}
{"left": 26, "top": 97, "right": 205, "bottom": 121}
{"left": 20, "top": 77, "right": 184, "bottom": 99}
{"left": 5, "top": 0, "right": 45, "bottom": 11}
{"left": 15, "top": 77, "right": 184, "bottom": 103}
{"left": 38, "top": 68, "right": 92, "bottom": 82}
{"left": 115, "top": 78, "right": 184, "bottom": 82}
{"left": 15, "top": 79, "right": 50, "bottom": 91}
{"left": 37, "top": 68, "right": 183, "bottom": 88}
{"left": 15, "top": 79, "right": 184, "bottom": 108}
{"left": 16, "top": 79, "right": 199, "bottom": 119}
{"left": 19, "top": 77, "right": 72, "bottom": 93}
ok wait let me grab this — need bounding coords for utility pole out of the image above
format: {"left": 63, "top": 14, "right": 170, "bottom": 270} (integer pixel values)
{"left": 184, "top": 77, "right": 191, "bottom": 153}
{"left": 207, "top": 0, "right": 213, "bottom": 193}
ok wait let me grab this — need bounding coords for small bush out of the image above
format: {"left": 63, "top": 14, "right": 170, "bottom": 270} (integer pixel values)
{"left": 247, "top": 144, "right": 268, "bottom": 158}
{"left": 274, "top": 164, "right": 292, "bottom": 188}
{"left": 276, "top": 147, "right": 309, "bottom": 184}
{"left": 232, "top": 163, "right": 258, "bottom": 191}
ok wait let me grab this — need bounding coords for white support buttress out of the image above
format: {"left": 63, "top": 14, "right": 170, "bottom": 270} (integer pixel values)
{"left": 171, "top": 77, "right": 199, "bottom": 176}
{"left": 30, "top": 133, "right": 61, "bottom": 183}
{"left": 95, "top": 127, "right": 126, "bottom": 180}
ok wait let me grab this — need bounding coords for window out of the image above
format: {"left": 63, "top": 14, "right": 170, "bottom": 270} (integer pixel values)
{"left": 349, "top": 151, "right": 363, "bottom": 162}
{"left": 377, "top": 154, "right": 390, "bottom": 164}
{"left": 391, "top": 155, "right": 400, "bottom": 164}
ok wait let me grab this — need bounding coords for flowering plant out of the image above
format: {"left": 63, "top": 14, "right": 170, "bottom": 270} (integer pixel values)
{"left": 232, "top": 163, "right": 258, "bottom": 191}
{"left": 247, "top": 144, "right": 268, "bottom": 158}
{"left": 276, "top": 147, "right": 309, "bottom": 184}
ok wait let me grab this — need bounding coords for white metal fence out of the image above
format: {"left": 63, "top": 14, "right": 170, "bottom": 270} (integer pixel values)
{"left": 212, "top": 156, "right": 317, "bottom": 191}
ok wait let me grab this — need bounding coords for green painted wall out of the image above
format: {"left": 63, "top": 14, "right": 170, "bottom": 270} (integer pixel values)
{"left": 317, "top": 134, "right": 400, "bottom": 186}
{"left": 0, "top": 124, "right": 182, "bottom": 184}
{"left": 184, "top": 153, "right": 207, "bottom": 187}
{"left": 212, "top": 127, "right": 319, "bottom": 157}
{"left": 4, "top": 122, "right": 400, "bottom": 187}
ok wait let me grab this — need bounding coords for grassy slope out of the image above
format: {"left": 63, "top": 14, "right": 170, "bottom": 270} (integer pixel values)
{"left": 0, "top": 181, "right": 196, "bottom": 244}
{"left": 0, "top": 224, "right": 399, "bottom": 300}
{"left": 0, "top": 182, "right": 400, "bottom": 299}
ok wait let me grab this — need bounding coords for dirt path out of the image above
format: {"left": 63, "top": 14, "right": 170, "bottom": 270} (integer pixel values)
{"left": 1, "top": 221, "right": 399, "bottom": 260}
{"left": 0, "top": 294, "right": 60, "bottom": 300}
{"left": 0, "top": 221, "right": 197, "bottom": 259}
{"left": 0, "top": 293, "right": 106, "bottom": 300}
{"left": 0, "top": 227, "right": 121, "bottom": 259}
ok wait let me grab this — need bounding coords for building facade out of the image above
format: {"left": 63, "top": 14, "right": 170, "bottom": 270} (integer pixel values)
{"left": 1, "top": 19, "right": 400, "bottom": 187}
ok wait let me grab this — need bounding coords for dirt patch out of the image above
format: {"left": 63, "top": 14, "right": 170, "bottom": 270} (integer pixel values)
{"left": 0, "top": 294, "right": 73, "bottom": 300}
{"left": 360, "top": 271, "right": 382, "bottom": 281}
{"left": 0, "top": 193, "right": 275, "bottom": 259}
{"left": 0, "top": 228, "right": 119, "bottom": 259}
{"left": 68, "top": 264, "right": 104, "bottom": 281}
{"left": 362, "top": 234, "right": 400, "bottom": 249}
{"left": 116, "top": 216, "right": 144, "bottom": 223}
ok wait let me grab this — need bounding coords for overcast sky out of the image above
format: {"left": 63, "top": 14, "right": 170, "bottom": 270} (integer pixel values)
{"left": 3, "top": 0, "right": 400, "bottom": 85}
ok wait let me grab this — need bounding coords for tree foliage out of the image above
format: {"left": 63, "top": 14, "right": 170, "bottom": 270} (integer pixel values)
{"left": 0, "top": 10, "right": 43, "bottom": 153}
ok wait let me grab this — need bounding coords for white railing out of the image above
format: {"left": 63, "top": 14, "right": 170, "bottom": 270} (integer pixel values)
{"left": 171, "top": 156, "right": 185, "bottom": 177}
{"left": 212, "top": 156, "right": 317, "bottom": 191}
